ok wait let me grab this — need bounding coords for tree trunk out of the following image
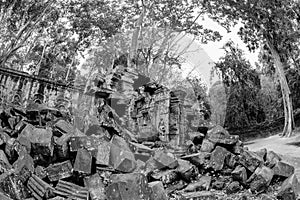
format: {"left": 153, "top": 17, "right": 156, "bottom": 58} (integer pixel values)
{"left": 267, "top": 40, "right": 294, "bottom": 137}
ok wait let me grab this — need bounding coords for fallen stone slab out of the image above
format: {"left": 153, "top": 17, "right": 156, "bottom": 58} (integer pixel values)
{"left": 210, "top": 146, "right": 230, "bottom": 171}
{"left": 181, "top": 191, "right": 216, "bottom": 200}
{"left": 54, "top": 180, "right": 89, "bottom": 200}
{"left": 206, "top": 125, "right": 239, "bottom": 145}
{"left": 4, "top": 138, "right": 17, "bottom": 162}
{"left": 107, "top": 173, "right": 152, "bottom": 200}
{"left": 35, "top": 166, "right": 47, "bottom": 179}
{"left": 54, "top": 133, "right": 73, "bottom": 159}
{"left": 255, "top": 148, "right": 267, "bottom": 161}
{"left": 0, "top": 130, "right": 10, "bottom": 145}
{"left": 27, "top": 174, "right": 54, "bottom": 200}
{"left": 111, "top": 135, "right": 131, "bottom": 151}
{"left": 13, "top": 149, "right": 34, "bottom": 173}
{"left": 0, "top": 149, "right": 11, "bottom": 168}
{"left": 277, "top": 174, "right": 300, "bottom": 200}
{"left": 23, "top": 127, "right": 54, "bottom": 157}
{"left": 226, "top": 181, "right": 241, "bottom": 194}
{"left": 96, "top": 140, "right": 111, "bottom": 166}
{"left": 231, "top": 165, "right": 247, "bottom": 184}
{"left": 149, "top": 181, "right": 168, "bottom": 200}
{"left": 265, "top": 151, "right": 281, "bottom": 168}
{"left": 273, "top": 161, "right": 295, "bottom": 178}
{"left": 134, "top": 152, "right": 151, "bottom": 162}
{"left": 109, "top": 143, "right": 136, "bottom": 173}
{"left": 48, "top": 197, "right": 65, "bottom": 200}
{"left": 16, "top": 134, "right": 31, "bottom": 153}
{"left": 176, "top": 159, "right": 197, "bottom": 182}
{"left": 129, "top": 141, "right": 153, "bottom": 153}
{"left": 166, "top": 180, "right": 186, "bottom": 194}
{"left": 200, "top": 139, "right": 215, "bottom": 153}
{"left": 74, "top": 148, "right": 92, "bottom": 174}
{"left": 53, "top": 119, "right": 75, "bottom": 136}
{"left": 226, "top": 153, "right": 239, "bottom": 169}
{"left": 212, "top": 180, "right": 225, "bottom": 190}
{"left": 183, "top": 176, "right": 212, "bottom": 192}
{"left": 153, "top": 149, "right": 178, "bottom": 170}
{"left": 248, "top": 165, "right": 274, "bottom": 194}
{"left": 151, "top": 169, "right": 179, "bottom": 185}
{"left": 84, "top": 173, "right": 106, "bottom": 200}
{"left": 45, "top": 160, "right": 73, "bottom": 182}
{"left": 144, "top": 157, "right": 161, "bottom": 174}
{"left": 239, "top": 150, "right": 263, "bottom": 172}
{"left": 181, "top": 152, "right": 210, "bottom": 168}
{"left": 69, "top": 136, "right": 105, "bottom": 157}
{"left": 0, "top": 169, "right": 31, "bottom": 200}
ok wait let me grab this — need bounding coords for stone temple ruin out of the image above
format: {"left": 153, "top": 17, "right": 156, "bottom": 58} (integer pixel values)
{"left": 0, "top": 66, "right": 300, "bottom": 200}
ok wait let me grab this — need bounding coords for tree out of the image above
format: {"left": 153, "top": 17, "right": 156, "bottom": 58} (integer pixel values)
{"left": 81, "top": 0, "right": 223, "bottom": 95}
{"left": 0, "top": 0, "right": 54, "bottom": 67}
{"left": 213, "top": 41, "right": 264, "bottom": 129}
{"left": 203, "top": 0, "right": 300, "bottom": 136}
{"left": 123, "top": 0, "right": 222, "bottom": 80}
{"left": 0, "top": 0, "right": 124, "bottom": 82}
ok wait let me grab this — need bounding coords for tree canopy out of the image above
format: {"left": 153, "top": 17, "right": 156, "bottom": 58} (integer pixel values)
{"left": 203, "top": 0, "right": 300, "bottom": 137}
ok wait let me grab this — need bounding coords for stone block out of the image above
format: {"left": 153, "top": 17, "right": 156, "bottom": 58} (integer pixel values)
{"left": 210, "top": 146, "right": 230, "bottom": 171}
{"left": 96, "top": 140, "right": 111, "bottom": 166}
{"left": 265, "top": 151, "right": 281, "bottom": 168}
{"left": 232, "top": 165, "right": 247, "bottom": 184}
{"left": 273, "top": 161, "right": 295, "bottom": 178}
{"left": 200, "top": 139, "right": 215, "bottom": 153}
{"left": 107, "top": 173, "right": 151, "bottom": 200}
{"left": 176, "top": 159, "right": 197, "bottom": 182}
{"left": 226, "top": 181, "right": 241, "bottom": 194}
{"left": 109, "top": 143, "right": 136, "bottom": 173}
{"left": 248, "top": 166, "right": 274, "bottom": 194}
{"left": 183, "top": 176, "right": 212, "bottom": 192}
{"left": 277, "top": 174, "right": 300, "bottom": 200}
{"left": 84, "top": 174, "right": 106, "bottom": 200}
{"left": 239, "top": 150, "right": 263, "bottom": 172}
{"left": 54, "top": 180, "right": 89, "bottom": 200}
{"left": 149, "top": 181, "right": 168, "bottom": 200}
{"left": 181, "top": 191, "right": 216, "bottom": 200}
{"left": 153, "top": 149, "right": 178, "bottom": 169}
{"left": 27, "top": 174, "right": 54, "bottom": 200}
{"left": 74, "top": 148, "right": 92, "bottom": 174}
{"left": 45, "top": 160, "right": 73, "bottom": 182}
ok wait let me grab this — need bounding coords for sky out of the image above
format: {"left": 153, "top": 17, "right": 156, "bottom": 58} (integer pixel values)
{"left": 199, "top": 17, "right": 259, "bottom": 65}
{"left": 180, "top": 17, "right": 259, "bottom": 87}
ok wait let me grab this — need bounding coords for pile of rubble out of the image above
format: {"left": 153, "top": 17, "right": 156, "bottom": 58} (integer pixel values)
{"left": 0, "top": 104, "right": 299, "bottom": 200}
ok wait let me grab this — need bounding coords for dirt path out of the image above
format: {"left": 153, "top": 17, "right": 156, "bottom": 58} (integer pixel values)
{"left": 245, "top": 133, "right": 300, "bottom": 178}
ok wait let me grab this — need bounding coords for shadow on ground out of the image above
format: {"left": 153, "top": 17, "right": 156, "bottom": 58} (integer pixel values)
{"left": 286, "top": 141, "right": 300, "bottom": 147}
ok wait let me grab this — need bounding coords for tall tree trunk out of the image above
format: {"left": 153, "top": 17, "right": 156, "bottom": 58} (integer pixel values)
{"left": 267, "top": 40, "right": 294, "bottom": 137}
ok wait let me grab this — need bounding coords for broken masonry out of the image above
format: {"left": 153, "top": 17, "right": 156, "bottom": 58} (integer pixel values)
{"left": 0, "top": 78, "right": 299, "bottom": 200}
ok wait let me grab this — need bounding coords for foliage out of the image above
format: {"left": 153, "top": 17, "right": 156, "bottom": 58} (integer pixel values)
{"left": 214, "top": 41, "right": 264, "bottom": 129}
{"left": 202, "top": 0, "right": 300, "bottom": 55}
{"left": 287, "top": 68, "right": 300, "bottom": 110}
{"left": 121, "top": 0, "right": 222, "bottom": 80}
{"left": 257, "top": 75, "right": 282, "bottom": 122}
{"left": 80, "top": 0, "right": 224, "bottom": 95}
{"left": 0, "top": 0, "right": 124, "bottom": 85}
{"left": 209, "top": 81, "right": 227, "bottom": 126}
